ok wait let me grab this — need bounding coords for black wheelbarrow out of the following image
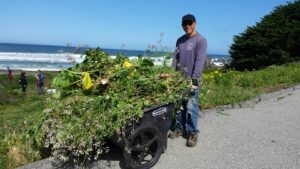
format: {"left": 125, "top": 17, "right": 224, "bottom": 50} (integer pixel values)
{"left": 109, "top": 103, "right": 175, "bottom": 169}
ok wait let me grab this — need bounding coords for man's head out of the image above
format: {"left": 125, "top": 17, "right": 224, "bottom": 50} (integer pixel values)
{"left": 182, "top": 14, "right": 197, "bottom": 36}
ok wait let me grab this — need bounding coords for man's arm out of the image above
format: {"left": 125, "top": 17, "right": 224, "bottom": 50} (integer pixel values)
{"left": 192, "top": 37, "right": 207, "bottom": 82}
{"left": 172, "top": 40, "right": 179, "bottom": 70}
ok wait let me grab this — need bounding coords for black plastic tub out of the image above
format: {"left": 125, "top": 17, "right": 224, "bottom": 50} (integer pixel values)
{"left": 109, "top": 103, "right": 175, "bottom": 169}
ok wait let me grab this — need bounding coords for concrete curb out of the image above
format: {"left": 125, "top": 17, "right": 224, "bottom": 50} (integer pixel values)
{"left": 18, "top": 158, "right": 55, "bottom": 169}
{"left": 201, "top": 84, "right": 300, "bottom": 116}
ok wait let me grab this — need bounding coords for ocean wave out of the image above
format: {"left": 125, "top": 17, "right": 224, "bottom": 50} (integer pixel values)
{"left": 0, "top": 52, "right": 171, "bottom": 71}
{"left": 0, "top": 61, "right": 75, "bottom": 71}
{"left": 0, "top": 52, "right": 84, "bottom": 63}
{"left": 0, "top": 68, "right": 62, "bottom": 71}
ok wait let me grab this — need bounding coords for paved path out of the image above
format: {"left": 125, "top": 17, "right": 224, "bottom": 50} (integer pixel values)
{"left": 154, "top": 88, "right": 300, "bottom": 169}
{"left": 19, "top": 86, "right": 300, "bottom": 169}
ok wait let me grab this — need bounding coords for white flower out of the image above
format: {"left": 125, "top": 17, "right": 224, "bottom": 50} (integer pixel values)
{"left": 44, "top": 108, "right": 53, "bottom": 113}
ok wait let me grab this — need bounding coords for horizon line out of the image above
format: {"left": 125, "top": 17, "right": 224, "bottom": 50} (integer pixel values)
{"left": 0, "top": 42, "right": 229, "bottom": 56}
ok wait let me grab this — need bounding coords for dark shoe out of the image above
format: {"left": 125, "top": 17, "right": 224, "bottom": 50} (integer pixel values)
{"left": 168, "top": 130, "right": 182, "bottom": 139}
{"left": 186, "top": 134, "right": 198, "bottom": 147}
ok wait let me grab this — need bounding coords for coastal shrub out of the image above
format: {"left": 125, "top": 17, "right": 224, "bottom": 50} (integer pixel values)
{"left": 229, "top": 1, "right": 300, "bottom": 70}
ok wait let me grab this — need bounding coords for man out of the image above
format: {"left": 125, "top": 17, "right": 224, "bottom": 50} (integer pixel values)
{"left": 19, "top": 72, "right": 27, "bottom": 94}
{"left": 36, "top": 70, "right": 45, "bottom": 95}
{"left": 169, "top": 14, "right": 207, "bottom": 147}
{"left": 7, "top": 67, "right": 13, "bottom": 81}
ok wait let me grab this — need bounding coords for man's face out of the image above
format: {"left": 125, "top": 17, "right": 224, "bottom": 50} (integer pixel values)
{"left": 182, "top": 20, "right": 196, "bottom": 34}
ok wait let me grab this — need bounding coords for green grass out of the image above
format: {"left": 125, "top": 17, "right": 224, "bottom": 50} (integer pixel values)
{"left": 199, "top": 63, "right": 300, "bottom": 108}
{"left": 1, "top": 63, "right": 300, "bottom": 168}
{"left": 0, "top": 71, "right": 57, "bottom": 169}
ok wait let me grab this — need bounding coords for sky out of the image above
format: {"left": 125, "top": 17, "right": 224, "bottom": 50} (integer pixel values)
{"left": 0, "top": 0, "right": 292, "bottom": 55}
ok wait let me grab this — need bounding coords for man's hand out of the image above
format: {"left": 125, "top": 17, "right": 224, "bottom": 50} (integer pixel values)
{"left": 191, "top": 84, "right": 198, "bottom": 90}
{"left": 190, "top": 79, "right": 199, "bottom": 91}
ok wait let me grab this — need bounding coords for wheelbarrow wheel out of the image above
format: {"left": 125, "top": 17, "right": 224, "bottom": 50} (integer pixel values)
{"left": 123, "top": 125, "right": 164, "bottom": 169}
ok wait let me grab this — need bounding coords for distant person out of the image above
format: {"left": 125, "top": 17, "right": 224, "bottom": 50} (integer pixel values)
{"left": 19, "top": 72, "right": 27, "bottom": 94}
{"left": 7, "top": 67, "right": 13, "bottom": 81}
{"left": 35, "top": 70, "right": 45, "bottom": 95}
{"left": 168, "top": 14, "right": 207, "bottom": 147}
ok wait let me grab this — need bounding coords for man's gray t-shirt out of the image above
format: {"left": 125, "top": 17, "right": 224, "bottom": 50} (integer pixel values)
{"left": 173, "top": 33, "right": 207, "bottom": 81}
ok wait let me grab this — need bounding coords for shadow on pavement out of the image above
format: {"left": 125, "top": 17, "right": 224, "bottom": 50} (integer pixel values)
{"left": 19, "top": 144, "right": 128, "bottom": 169}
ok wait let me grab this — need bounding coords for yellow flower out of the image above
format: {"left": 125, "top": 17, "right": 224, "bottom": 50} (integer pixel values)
{"left": 213, "top": 70, "right": 219, "bottom": 74}
{"left": 123, "top": 60, "right": 132, "bottom": 68}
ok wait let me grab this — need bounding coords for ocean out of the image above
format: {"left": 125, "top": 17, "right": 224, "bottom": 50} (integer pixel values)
{"left": 0, "top": 43, "right": 229, "bottom": 71}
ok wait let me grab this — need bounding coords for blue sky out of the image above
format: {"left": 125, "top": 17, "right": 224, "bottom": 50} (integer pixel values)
{"left": 0, "top": 0, "right": 292, "bottom": 54}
